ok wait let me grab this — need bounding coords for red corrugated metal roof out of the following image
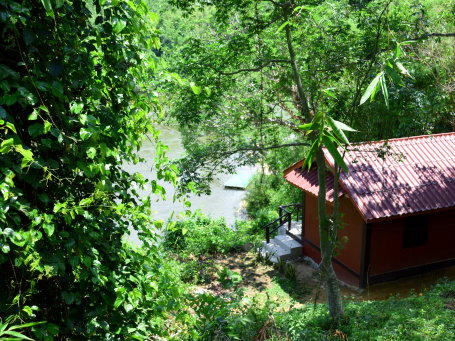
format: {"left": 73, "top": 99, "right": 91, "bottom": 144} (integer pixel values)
{"left": 286, "top": 132, "right": 455, "bottom": 222}
{"left": 284, "top": 160, "right": 344, "bottom": 202}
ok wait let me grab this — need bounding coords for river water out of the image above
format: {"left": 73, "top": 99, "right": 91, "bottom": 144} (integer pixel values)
{"left": 123, "top": 125, "right": 252, "bottom": 243}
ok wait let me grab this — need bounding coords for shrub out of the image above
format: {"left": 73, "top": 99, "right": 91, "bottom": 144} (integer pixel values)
{"left": 245, "top": 174, "right": 301, "bottom": 219}
{"left": 180, "top": 258, "right": 217, "bottom": 284}
{"left": 164, "top": 211, "right": 254, "bottom": 256}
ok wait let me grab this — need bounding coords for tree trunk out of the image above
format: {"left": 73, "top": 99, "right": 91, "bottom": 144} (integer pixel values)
{"left": 283, "top": 6, "right": 343, "bottom": 319}
{"left": 284, "top": 11, "right": 312, "bottom": 122}
{"left": 316, "top": 147, "right": 344, "bottom": 319}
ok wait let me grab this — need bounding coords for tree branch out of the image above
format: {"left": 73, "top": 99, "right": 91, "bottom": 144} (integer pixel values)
{"left": 225, "top": 142, "right": 310, "bottom": 155}
{"left": 217, "top": 59, "right": 291, "bottom": 75}
{"left": 412, "top": 32, "right": 455, "bottom": 40}
{"left": 284, "top": 9, "right": 312, "bottom": 122}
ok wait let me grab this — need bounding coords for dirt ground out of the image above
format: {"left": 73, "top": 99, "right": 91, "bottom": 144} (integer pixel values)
{"left": 192, "top": 250, "right": 455, "bottom": 306}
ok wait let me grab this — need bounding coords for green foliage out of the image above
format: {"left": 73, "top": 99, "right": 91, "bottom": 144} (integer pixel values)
{"left": 0, "top": 320, "right": 45, "bottom": 341}
{"left": 179, "top": 257, "right": 217, "bottom": 284}
{"left": 244, "top": 174, "right": 300, "bottom": 221}
{"left": 273, "top": 280, "right": 455, "bottom": 340}
{"left": 0, "top": 0, "right": 185, "bottom": 338}
{"left": 218, "top": 267, "right": 243, "bottom": 288}
{"left": 182, "top": 279, "right": 455, "bottom": 340}
{"left": 300, "top": 113, "right": 357, "bottom": 172}
{"left": 346, "top": 0, "right": 455, "bottom": 140}
{"left": 185, "top": 291, "right": 245, "bottom": 340}
{"left": 164, "top": 211, "right": 255, "bottom": 256}
{"left": 360, "top": 41, "right": 414, "bottom": 107}
{"left": 160, "top": 0, "right": 454, "bottom": 183}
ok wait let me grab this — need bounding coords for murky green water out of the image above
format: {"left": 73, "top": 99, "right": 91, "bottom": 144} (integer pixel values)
{"left": 123, "top": 125, "right": 252, "bottom": 243}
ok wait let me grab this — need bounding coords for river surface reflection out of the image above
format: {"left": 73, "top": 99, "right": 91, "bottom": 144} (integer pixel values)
{"left": 123, "top": 125, "right": 252, "bottom": 244}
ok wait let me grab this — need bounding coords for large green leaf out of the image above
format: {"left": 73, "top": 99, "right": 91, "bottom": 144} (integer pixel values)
{"left": 28, "top": 123, "right": 44, "bottom": 137}
{"left": 322, "top": 134, "right": 348, "bottom": 172}
{"left": 303, "top": 139, "right": 319, "bottom": 170}
{"left": 40, "top": 0, "right": 54, "bottom": 17}
{"left": 0, "top": 138, "right": 14, "bottom": 153}
{"left": 327, "top": 117, "right": 349, "bottom": 144}
{"left": 385, "top": 65, "right": 404, "bottom": 86}
{"left": 360, "top": 72, "right": 383, "bottom": 105}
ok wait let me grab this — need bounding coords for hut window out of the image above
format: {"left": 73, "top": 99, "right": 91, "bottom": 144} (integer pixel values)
{"left": 403, "top": 216, "right": 428, "bottom": 248}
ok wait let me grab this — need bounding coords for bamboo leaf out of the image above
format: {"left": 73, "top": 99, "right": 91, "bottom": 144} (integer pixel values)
{"left": 2, "top": 330, "right": 34, "bottom": 340}
{"left": 0, "top": 322, "right": 8, "bottom": 333}
{"left": 303, "top": 139, "right": 319, "bottom": 170}
{"left": 40, "top": 0, "right": 52, "bottom": 12}
{"left": 298, "top": 122, "right": 313, "bottom": 130}
{"left": 322, "top": 134, "right": 348, "bottom": 172}
{"left": 360, "top": 72, "right": 383, "bottom": 105}
{"left": 396, "top": 62, "right": 412, "bottom": 78}
{"left": 385, "top": 65, "right": 404, "bottom": 86}
{"left": 276, "top": 21, "right": 290, "bottom": 33}
{"left": 327, "top": 117, "right": 349, "bottom": 144}
{"left": 379, "top": 73, "right": 389, "bottom": 107}
{"left": 9, "top": 321, "right": 46, "bottom": 331}
{"left": 330, "top": 118, "right": 357, "bottom": 132}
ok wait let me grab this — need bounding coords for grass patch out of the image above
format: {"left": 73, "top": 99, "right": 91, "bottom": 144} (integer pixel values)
{"left": 269, "top": 280, "right": 455, "bottom": 340}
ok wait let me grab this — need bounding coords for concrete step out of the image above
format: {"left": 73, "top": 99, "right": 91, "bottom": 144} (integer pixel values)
{"left": 259, "top": 220, "right": 303, "bottom": 264}
{"left": 260, "top": 242, "right": 294, "bottom": 263}
{"left": 274, "top": 235, "right": 303, "bottom": 256}
{"left": 290, "top": 221, "right": 302, "bottom": 230}
{"left": 288, "top": 228, "right": 302, "bottom": 238}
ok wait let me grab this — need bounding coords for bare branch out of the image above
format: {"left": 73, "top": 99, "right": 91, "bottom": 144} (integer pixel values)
{"left": 226, "top": 142, "right": 310, "bottom": 154}
{"left": 217, "top": 59, "right": 291, "bottom": 75}
{"left": 283, "top": 9, "right": 312, "bottom": 122}
{"left": 412, "top": 32, "right": 455, "bottom": 40}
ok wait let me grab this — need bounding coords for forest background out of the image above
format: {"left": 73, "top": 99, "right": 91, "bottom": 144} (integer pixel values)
{"left": 0, "top": 0, "right": 454, "bottom": 340}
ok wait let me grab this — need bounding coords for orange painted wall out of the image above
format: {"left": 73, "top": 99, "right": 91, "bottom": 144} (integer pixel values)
{"left": 369, "top": 210, "right": 455, "bottom": 276}
{"left": 302, "top": 192, "right": 365, "bottom": 286}
{"left": 336, "top": 196, "right": 365, "bottom": 273}
{"left": 303, "top": 192, "right": 320, "bottom": 245}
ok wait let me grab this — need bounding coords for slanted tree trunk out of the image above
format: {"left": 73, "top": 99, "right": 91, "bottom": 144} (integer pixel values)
{"left": 284, "top": 7, "right": 344, "bottom": 319}
{"left": 316, "top": 147, "right": 344, "bottom": 319}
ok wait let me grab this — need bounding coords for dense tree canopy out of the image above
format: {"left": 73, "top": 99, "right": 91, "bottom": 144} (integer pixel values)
{"left": 154, "top": 0, "right": 453, "bottom": 193}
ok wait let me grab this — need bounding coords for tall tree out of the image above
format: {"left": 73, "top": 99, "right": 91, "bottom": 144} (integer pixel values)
{"left": 159, "top": 0, "right": 453, "bottom": 318}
